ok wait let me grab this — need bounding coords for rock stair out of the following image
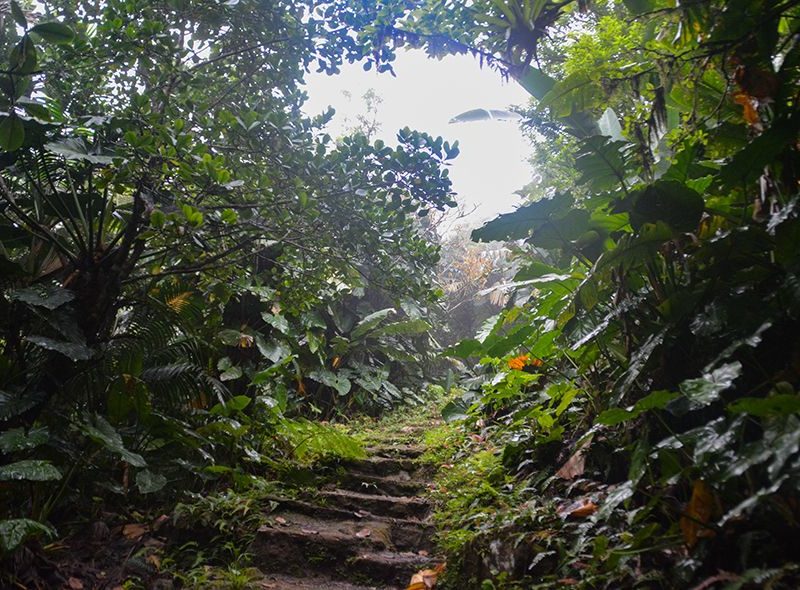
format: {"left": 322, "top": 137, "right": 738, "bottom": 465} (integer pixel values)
{"left": 250, "top": 442, "right": 437, "bottom": 589}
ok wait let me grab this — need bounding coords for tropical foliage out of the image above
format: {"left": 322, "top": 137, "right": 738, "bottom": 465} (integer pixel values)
{"left": 0, "top": 0, "right": 455, "bottom": 568}
{"left": 356, "top": 0, "right": 800, "bottom": 587}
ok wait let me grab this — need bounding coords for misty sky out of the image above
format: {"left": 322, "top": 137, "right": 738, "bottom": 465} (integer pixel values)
{"left": 302, "top": 49, "right": 533, "bottom": 229}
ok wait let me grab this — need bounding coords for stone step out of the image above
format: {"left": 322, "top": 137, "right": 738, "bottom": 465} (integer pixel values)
{"left": 270, "top": 498, "right": 436, "bottom": 552}
{"left": 365, "top": 444, "right": 425, "bottom": 459}
{"left": 257, "top": 572, "right": 398, "bottom": 590}
{"left": 341, "top": 456, "right": 418, "bottom": 477}
{"left": 250, "top": 514, "right": 434, "bottom": 587}
{"left": 250, "top": 514, "right": 391, "bottom": 574}
{"left": 349, "top": 550, "right": 434, "bottom": 587}
{"left": 332, "top": 471, "right": 428, "bottom": 498}
{"left": 318, "top": 489, "right": 430, "bottom": 520}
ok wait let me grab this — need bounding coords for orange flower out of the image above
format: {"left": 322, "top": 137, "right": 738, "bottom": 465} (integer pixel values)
{"left": 508, "top": 354, "right": 530, "bottom": 370}
{"left": 508, "top": 354, "right": 544, "bottom": 370}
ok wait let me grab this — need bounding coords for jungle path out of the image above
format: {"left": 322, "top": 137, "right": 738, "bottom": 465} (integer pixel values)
{"left": 253, "top": 424, "right": 440, "bottom": 589}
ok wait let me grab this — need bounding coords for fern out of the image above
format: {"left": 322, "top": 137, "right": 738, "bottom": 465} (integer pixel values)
{"left": 279, "top": 419, "right": 365, "bottom": 464}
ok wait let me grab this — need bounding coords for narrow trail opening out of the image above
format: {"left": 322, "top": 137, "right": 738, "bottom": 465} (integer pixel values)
{"left": 253, "top": 423, "right": 441, "bottom": 589}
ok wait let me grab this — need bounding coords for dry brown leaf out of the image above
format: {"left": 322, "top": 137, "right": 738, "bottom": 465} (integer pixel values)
{"left": 67, "top": 577, "right": 84, "bottom": 590}
{"left": 147, "top": 554, "right": 161, "bottom": 571}
{"left": 555, "top": 450, "right": 586, "bottom": 480}
{"left": 681, "top": 479, "right": 716, "bottom": 548}
{"left": 406, "top": 564, "right": 445, "bottom": 590}
{"left": 557, "top": 498, "right": 598, "bottom": 519}
{"left": 733, "top": 92, "right": 760, "bottom": 127}
{"left": 151, "top": 514, "right": 170, "bottom": 531}
{"left": 569, "top": 501, "right": 597, "bottom": 518}
{"left": 122, "top": 523, "right": 147, "bottom": 540}
{"left": 355, "top": 528, "right": 371, "bottom": 538}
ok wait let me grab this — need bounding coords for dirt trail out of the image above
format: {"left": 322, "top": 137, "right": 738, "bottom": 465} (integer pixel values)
{"left": 251, "top": 426, "right": 438, "bottom": 589}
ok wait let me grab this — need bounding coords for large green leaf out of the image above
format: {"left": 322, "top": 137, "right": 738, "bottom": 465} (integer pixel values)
{"left": 81, "top": 415, "right": 146, "bottom": 467}
{"left": 25, "top": 336, "right": 92, "bottom": 361}
{"left": 0, "top": 427, "right": 49, "bottom": 453}
{"left": 719, "top": 120, "right": 799, "bottom": 187}
{"left": 630, "top": 180, "right": 704, "bottom": 232}
{"left": 528, "top": 209, "right": 591, "bottom": 250}
{"left": 575, "top": 136, "right": 631, "bottom": 192}
{"left": 444, "top": 338, "right": 484, "bottom": 358}
{"left": 308, "top": 369, "right": 351, "bottom": 396}
{"left": 538, "top": 72, "right": 595, "bottom": 117}
{"left": 135, "top": 469, "right": 167, "bottom": 494}
{"left": 44, "top": 138, "right": 116, "bottom": 164}
{"left": 30, "top": 22, "right": 75, "bottom": 45}
{"left": 375, "top": 318, "right": 431, "bottom": 337}
{"left": 9, "top": 285, "right": 74, "bottom": 310}
{"left": 596, "top": 222, "right": 673, "bottom": 273}
{"left": 350, "top": 307, "right": 395, "bottom": 339}
{"left": 516, "top": 65, "right": 556, "bottom": 99}
{"left": 0, "top": 114, "right": 25, "bottom": 152}
{"left": 728, "top": 395, "right": 800, "bottom": 417}
{"left": 472, "top": 193, "right": 573, "bottom": 242}
{"left": 448, "top": 108, "right": 522, "bottom": 124}
{"left": 668, "top": 362, "right": 743, "bottom": 415}
{"left": 0, "top": 459, "right": 61, "bottom": 481}
{"left": 0, "top": 390, "right": 46, "bottom": 421}
{"left": 596, "top": 390, "right": 679, "bottom": 426}
{"left": 441, "top": 398, "right": 470, "bottom": 423}
{"left": 0, "top": 519, "right": 55, "bottom": 553}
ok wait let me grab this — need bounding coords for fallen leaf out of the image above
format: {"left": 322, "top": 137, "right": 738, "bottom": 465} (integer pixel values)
{"left": 681, "top": 479, "right": 716, "bottom": 548}
{"left": 146, "top": 554, "right": 161, "bottom": 570}
{"left": 406, "top": 564, "right": 445, "bottom": 590}
{"left": 122, "top": 523, "right": 147, "bottom": 540}
{"left": 733, "top": 92, "right": 760, "bottom": 127}
{"left": 151, "top": 514, "right": 170, "bottom": 531}
{"left": 68, "top": 578, "right": 84, "bottom": 590}
{"left": 274, "top": 516, "right": 287, "bottom": 526}
{"left": 557, "top": 578, "right": 580, "bottom": 586}
{"left": 355, "top": 528, "right": 371, "bottom": 538}
{"left": 555, "top": 449, "right": 586, "bottom": 480}
{"left": 557, "top": 498, "right": 597, "bottom": 519}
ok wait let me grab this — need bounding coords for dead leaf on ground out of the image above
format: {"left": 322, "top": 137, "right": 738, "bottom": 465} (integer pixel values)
{"left": 122, "top": 523, "right": 148, "bottom": 540}
{"left": 146, "top": 554, "right": 161, "bottom": 570}
{"left": 681, "top": 479, "right": 716, "bottom": 548}
{"left": 557, "top": 498, "right": 598, "bottom": 519}
{"left": 274, "top": 516, "right": 288, "bottom": 526}
{"left": 355, "top": 528, "right": 371, "bottom": 538}
{"left": 555, "top": 449, "right": 586, "bottom": 480}
{"left": 406, "top": 563, "right": 445, "bottom": 590}
{"left": 67, "top": 577, "right": 84, "bottom": 590}
{"left": 151, "top": 514, "right": 170, "bottom": 531}
{"left": 555, "top": 437, "right": 592, "bottom": 480}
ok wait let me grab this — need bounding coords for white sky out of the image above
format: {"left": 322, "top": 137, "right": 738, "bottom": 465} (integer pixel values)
{"left": 302, "top": 49, "right": 533, "bottom": 229}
